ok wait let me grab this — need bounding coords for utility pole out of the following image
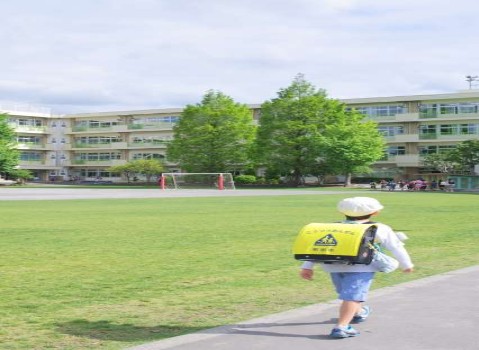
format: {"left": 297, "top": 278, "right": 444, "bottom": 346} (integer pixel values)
{"left": 465, "top": 75, "right": 478, "bottom": 89}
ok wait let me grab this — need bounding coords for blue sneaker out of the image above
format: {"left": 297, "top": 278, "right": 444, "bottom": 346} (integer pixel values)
{"left": 352, "top": 305, "right": 371, "bottom": 323}
{"left": 330, "top": 325, "right": 360, "bottom": 338}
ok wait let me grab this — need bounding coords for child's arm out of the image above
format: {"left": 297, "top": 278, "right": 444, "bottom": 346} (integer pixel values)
{"left": 377, "top": 224, "right": 414, "bottom": 272}
{"left": 300, "top": 268, "right": 314, "bottom": 280}
{"left": 300, "top": 261, "right": 314, "bottom": 280}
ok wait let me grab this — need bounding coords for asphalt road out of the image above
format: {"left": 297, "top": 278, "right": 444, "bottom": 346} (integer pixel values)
{"left": 0, "top": 187, "right": 365, "bottom": 201}
{"left": 128, "top": 265, "right": 479, "bottom": 350}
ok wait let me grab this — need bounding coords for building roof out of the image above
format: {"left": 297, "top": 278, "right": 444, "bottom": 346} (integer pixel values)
{"left": 340, "top": 90, "right": 479, "bottom": 105}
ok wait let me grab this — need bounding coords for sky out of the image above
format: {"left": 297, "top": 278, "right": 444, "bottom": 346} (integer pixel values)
{"left": 1, "top": 0, "right": 478, "bottom": 115}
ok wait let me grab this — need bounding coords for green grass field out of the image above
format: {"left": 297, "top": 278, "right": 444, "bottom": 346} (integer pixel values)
{"left": 0, "top": 191, "right": 477, "bottom": 349}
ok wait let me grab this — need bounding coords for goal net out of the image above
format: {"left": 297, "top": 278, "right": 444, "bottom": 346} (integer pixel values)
{"left": 160, "top": 173, "right": 235, "bottom": 190}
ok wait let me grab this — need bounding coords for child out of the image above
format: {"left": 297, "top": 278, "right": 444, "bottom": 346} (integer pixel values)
{"left": 300, "top": 197, "right": 414, "bottom": 338}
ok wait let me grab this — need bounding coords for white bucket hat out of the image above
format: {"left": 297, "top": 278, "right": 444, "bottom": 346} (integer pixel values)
{"left": 337, "top": 197, "right": 384, "bottom": 217}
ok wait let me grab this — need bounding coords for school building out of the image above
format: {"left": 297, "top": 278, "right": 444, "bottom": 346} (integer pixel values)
{"left": 3, "top": 90, "right": 479, "bottom": 189}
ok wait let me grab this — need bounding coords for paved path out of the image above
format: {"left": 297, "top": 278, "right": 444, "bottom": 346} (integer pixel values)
{"left": 0, "top": 187, "right": 364, "bottom": 200}
{"left": 127, "top": 265, "right": 479, "bottom": 350}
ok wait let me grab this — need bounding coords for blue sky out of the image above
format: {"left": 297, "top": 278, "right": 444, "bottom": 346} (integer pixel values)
{"left": 0, "top": 0, "right": 477, "bottom": 114}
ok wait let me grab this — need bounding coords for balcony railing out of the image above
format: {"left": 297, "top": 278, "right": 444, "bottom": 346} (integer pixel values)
{"left": 71, "top": 142, "right": 128, "bottom": 149}
{"left": 419, "top": 133, "right": 437, "bottom": 140}
{"left": 70, "top": 125, "right": 128, "bottom": 133}
{"left": 19, "top": 160, "right": 43, "bottom": 165}
{"left": 377, "top": 154, "right": 421, "bottom": 166}
{"left": 384, "top": 134, "right": 419, "bottom": 142}
{"left": 10, "top": 125, "right": 48, "bottom": 133}
{"left": 16, "top": 142, "right": 45, "bottom": 149}
{"left": 419, "top": 133, "right": 479, "bottom": 141}
{"left": 128, "top": 141, "right": 170, "bottom": 148}
{"left": 71, "top": 159, "right": 127, "bottom": 166}
{"left": 127, "top": 122, "right": 176, "bottom": 130}
{"left": 419, "top": 111, "right": 479, "bottom": 119}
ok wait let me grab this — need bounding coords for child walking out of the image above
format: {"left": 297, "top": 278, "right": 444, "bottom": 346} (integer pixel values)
{"left": 300, "top": 197, "right": 414, "bottom": 338}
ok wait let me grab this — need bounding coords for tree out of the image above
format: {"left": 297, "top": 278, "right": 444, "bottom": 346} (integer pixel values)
{"left": 422, "top": 152, "right": 458, "bottom": 174}
{"left": 108, "top": 159, "right": 164, "bottom": 183}
{"left": 319, "top": 112, "right": 385, "bottom": 186}
{"left": 0, "top": 113, "right": 19, "bottom": 177}
{"left": 8, "top": 168, "right": 33, "bottom": 184}
{"left": 133, "top": 159, "right": 164, "bottom": 183}
{"left": 167, "top": 90, "right": 255, "bottom": 172}
{"left": 255, "top": 74, "right": 384, "bottom": 186}
{"left": 450, "top": 140, "right": 479, "bottom": 173}
{"left": 255, "top": 74, "right": 329, "bottom": 186}
{"left": 107, "top": 163, "right": 138, "bottom": 183}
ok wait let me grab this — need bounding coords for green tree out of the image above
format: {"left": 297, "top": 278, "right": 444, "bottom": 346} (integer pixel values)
{"left": 107, "top": 163, "right": 138, "bottom": 183}
{"left": 0, "top": 113, "right": 19, "bottom": 177}
{"left": 167, "top": 90, "right": 255, "bottom": 172}
{"left": 108, "top": 159, "right": 164, "bottom": 183}
{"left": 132, "top": 159, "right": 164, "bottom": 183}
{"left": 319, "top": 112, "right": 385, "bottom": 186}
{"left": 8, "top": 168, "right": 33, "bottom": 184}
{"left": 450, "top": 140, "right": 479, "bottom": 173}
{"left": 255, "top": 74, "right": 330, "bottom": 186}
{"left": 255, "top": 74, "right": 384, "bottom": 186}
{"left": 422, "top": 152, "right": 458, "bottom": 174}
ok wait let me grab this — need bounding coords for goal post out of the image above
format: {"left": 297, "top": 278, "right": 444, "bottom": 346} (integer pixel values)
{"left": 160, "top": 173, "right": 236, "bottom": 190}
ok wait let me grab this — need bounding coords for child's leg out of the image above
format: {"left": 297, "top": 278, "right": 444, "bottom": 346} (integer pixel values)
{"left": 337, "top": 300, "right": 362, "bottom": 327}
{"left": 330, "top": 272, "right": 375, "bottom": 327}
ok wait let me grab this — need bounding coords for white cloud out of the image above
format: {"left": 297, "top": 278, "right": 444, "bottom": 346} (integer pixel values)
{"left": 0, "top": 0, "right": 478, "bottom": 113}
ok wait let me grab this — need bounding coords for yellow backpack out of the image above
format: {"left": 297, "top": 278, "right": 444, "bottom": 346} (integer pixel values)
{"left": 292, "top": 223, "right": 377, "bottom": 264}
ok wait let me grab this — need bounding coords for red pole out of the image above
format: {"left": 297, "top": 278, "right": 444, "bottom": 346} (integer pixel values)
{"left": 218, "top": 173, "right": 224, "bottom": 190}
{"left": 160, "top": 175, "right": 166, "bottom": 190}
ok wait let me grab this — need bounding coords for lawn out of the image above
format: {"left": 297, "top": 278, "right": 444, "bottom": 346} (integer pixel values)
{"left": 0, "top": 191, "right": 477, "bottom": 349}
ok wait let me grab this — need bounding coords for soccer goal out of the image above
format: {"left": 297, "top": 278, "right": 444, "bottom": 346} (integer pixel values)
{"left": 160, "top": 173, "right": 235, "bottom": 190}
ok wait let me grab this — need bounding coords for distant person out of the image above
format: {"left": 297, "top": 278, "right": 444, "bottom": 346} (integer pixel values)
{"left": 387, "top": 180, "right": 396, "bottom": 191}
{"left": 447, "top": 179, "right": 455, "bottom": 192}
{"left": 379, "top": 179, "right": 387, "bottom": 191}
{"left": 439, "top": 180, "right": 447, "bottom": 191}
{"left": 414, "top": 179, "right": 423, "bottom": 191}
{"left": 299, "top": 197, "right": 414, "bottom": 338}
{"left": 421, "top": 180, "right": 428, "bottom": 191}
{"left": 431, "top": 180, "right": 438, "bottom": 191}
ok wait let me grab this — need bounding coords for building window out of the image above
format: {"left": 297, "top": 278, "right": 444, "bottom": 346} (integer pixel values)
{"left": 419, "top": 125, "right": 437, "bottom": 136}
{"left": 354, "top": 105, "right": 406, "bottom": 118}
{"left": 79, "top": 169, "right": 116, "bottom": 178}
{"left": 75, "top": 120, "right": 120, "bottom": 129}
{"left": 75, "top": 136, "right": 122, "bottom": 145}
{"left": 378, "top": 126, "right": 404, "bottom": 137}
{"left": 419, "top": 145, "right": 437, "bottom": 155}
{"left": 132, "top": 115, "right": 180, "bottom": 124}
{"left": 387, "top": 146, "right": 406, "bottom": 156}
{"left": 438, "top": 145, "right": 456, "bottom": 153}
{"left": 419, "top": 104, "right": 438, "bottom": 118}
{"left": 17, "top": 136, "right": 41, "bottom": 144}
{"left": 439, "top": 104, "right": 457, "bottom": 115}
{"left": 132, "top": 153, "right": 165, "bottom": 160}
{"left": 459, "top": 124, "right": 478, "bottom": 134}
{"left": 75, "top": 152, "right": 121, "bottom": 161}
{"left": 420, "top": 102, "right": 479, "bottom": 117}
{"left": 440, "top": 124, "right": 456, "bottom": 135}
{"left": 20, "top": 152, "right": 42, "bottom": 161}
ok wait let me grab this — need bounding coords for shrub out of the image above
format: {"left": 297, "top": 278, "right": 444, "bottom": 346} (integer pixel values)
{"left": 234, "top": 175, "right": 257, "bottom": 184}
